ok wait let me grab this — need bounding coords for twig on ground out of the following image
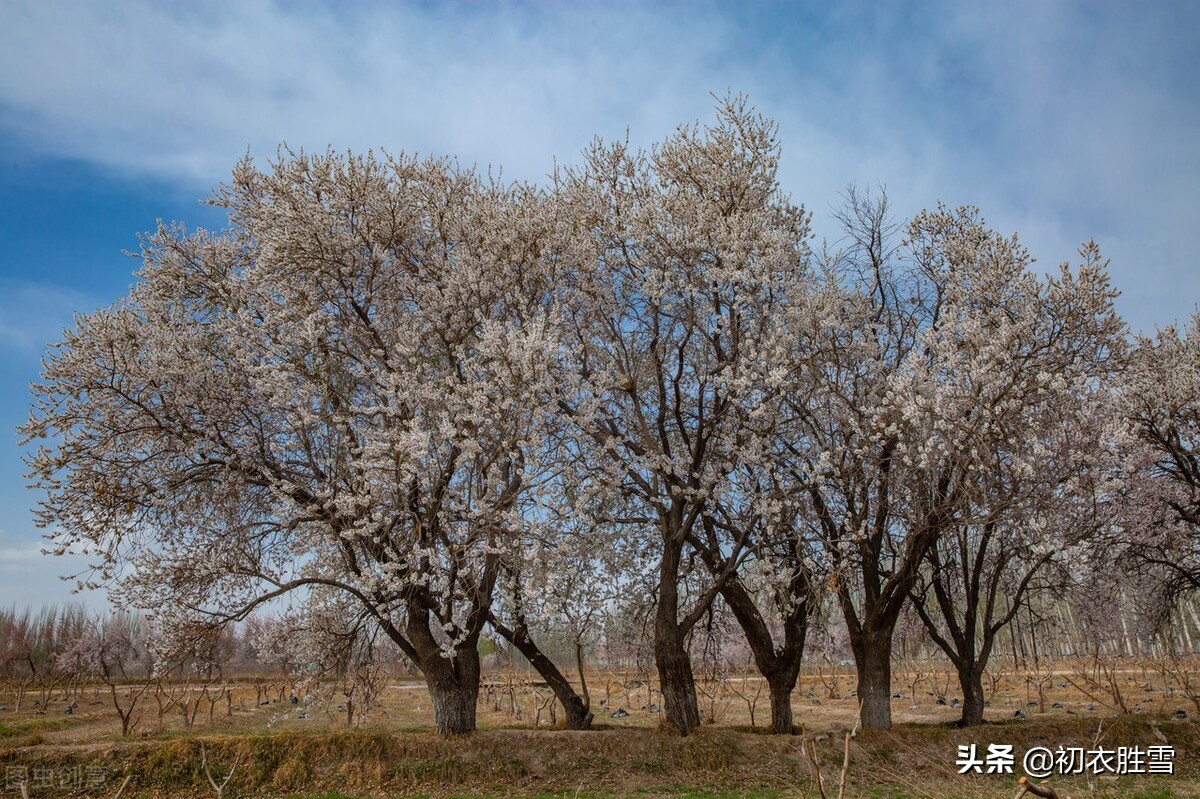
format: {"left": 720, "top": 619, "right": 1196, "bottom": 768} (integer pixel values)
{"left": 1014, "top": 774, "right": 1059, "bottom": 799}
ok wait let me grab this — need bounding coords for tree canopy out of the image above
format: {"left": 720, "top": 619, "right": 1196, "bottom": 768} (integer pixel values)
{"left": 23, "top": 98, "right": 1184, "bottom": 734}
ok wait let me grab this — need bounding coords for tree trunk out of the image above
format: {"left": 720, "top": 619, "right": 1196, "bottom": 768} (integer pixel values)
{"left": 655, "top": 534, "right": 701, "bottom": 736}
{"left": 766, "top": 669, "right": 798, "bottom": 734}
{"left": 655, "top": 626, "right": 700, "bottom": 736}
{"left": 394, "top": 581, "right": 495, "bottom": 737}
{"left": 423, "top": 644, "right": 481, "bottom": 736}
{"left": 427, "top": 678, "right": 478, "bottom": 736}
{"left": 488, "top": 614, "right": 593, "bottom": 730}
{"left": 561, "top": 692, "right": 594, "bottom": 730}
{"left": 957, "top": 663, "right": 986, "bottom": 727}
{"left": 856, "top": 639, "right": 893, "bottom": 730}
{"left": 710, "top": 568, "right": 809, "bottom": 735}
{"left": 694, "top": 533, "right": 812, "bottom": 736}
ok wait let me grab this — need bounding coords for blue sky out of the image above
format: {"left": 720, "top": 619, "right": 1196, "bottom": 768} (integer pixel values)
{"left": 0, "top": 0, "right": 1197, "bottom": 608}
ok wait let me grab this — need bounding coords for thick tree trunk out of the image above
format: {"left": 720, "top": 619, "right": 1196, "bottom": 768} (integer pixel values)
{"left": 389, "top": 557, "right": 498, "bottom": 736}
{"left": 856, "top": 638, "right": 893, "bottom": 731}
{"left": 766, "top": 668, "right": 799, "bottom": 734}
{"left": 427, "top": 677, "right": 478, "bottom": 736}
{"left": 655, "top": 624, "right": 701, "bottom": 736}
{"left": 957, "top": 663, "right": 986, "bottom": 727}
{"left": 423, "top": 645, "right": 481, "bottom": 736}
{"left": 561, "top": 693, "right": 594, "bottom": 730}
{"left": 655, "top": 535, "right": 701, "bottom": 736}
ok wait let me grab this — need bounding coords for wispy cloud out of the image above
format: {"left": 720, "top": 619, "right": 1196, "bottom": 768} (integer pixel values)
{"left": 0, "top": 0, "right": 1195, "bottom": 331}
{"left": 0, "top": 529, "right": 106, "bottom": 608}
{"left": 0, "top": 281, "right": 100, "bottom": 355}
{"left": 0, "top": 1, "right": 736, "bottom": 183}
{"left": 0, "top": 545, "right": 45, "bottom": 562}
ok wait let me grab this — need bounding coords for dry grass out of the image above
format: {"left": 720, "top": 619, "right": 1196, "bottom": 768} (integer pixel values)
{"left": 1, "top": 719, "right": 1197, "bottom": 798}
{"left": 1, "top": 660, "right": 1199, "bottom": 797}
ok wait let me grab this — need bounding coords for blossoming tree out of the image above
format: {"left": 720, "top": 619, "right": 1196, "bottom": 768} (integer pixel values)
{"left": 24, "top": 151, "right": 558, "bottom": 735}
{"left": 549, "top": 96, "right": 815, "bottom": 734}
{"left": 1118, "top": 314, "right": 1200, "bottom": 602}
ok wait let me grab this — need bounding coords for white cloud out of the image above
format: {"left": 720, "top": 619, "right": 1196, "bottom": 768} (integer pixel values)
{"left": 0, "top": 530, "right": 107, "bottom": 609}
{"left": 0, "top": 281, "right": 100, "bottom": 354}
{"left": 0, "top": 0, "right": 1195, "bottom": 331}
{"left": 0, "top": 545, "right": 44, "bottom": 562}
{"left": 0, "top": 1, "right": 735, "bottom": 184}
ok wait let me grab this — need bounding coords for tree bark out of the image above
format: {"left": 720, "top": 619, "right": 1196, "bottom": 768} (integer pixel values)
{"left": 958, "top": 666, "right": 986, "bottom": 727}
{"left": 855, "top": 635, "right": 893, "bottom": 731}
{"left": 766, "top": 668, "right": 799, "bottom": 734}
{"left": 423, "top": 644, "right": 481, "bottom": 736}
{"left": 561, "top": 692, "right": 594, "bottom": 730}
{"left": 655, "top": 534, "right": 701, "bottom": 736}
{"left": 427, "top": 676, "right": 478, "bottom": 736}
{"left": 488, "top": 613, "right": 593, "bottom": 730}
{"left": 655, "top": 622, "right": 701, "bottom": 735}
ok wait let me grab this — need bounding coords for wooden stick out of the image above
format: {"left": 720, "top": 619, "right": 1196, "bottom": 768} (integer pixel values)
{"left": 111, "top": 774, "right": 134, "bottom": 799}
{"left": 802, "top": 734, "right": 828, "bottom": 799}
{"left": 200, "top": 742, "right": 239, "bottom": 799}
{"left": 836, "top": 730, "right": 852, "bottom": 799}
{"left": 1015, "top": 775, "right": 1059, "bottom": 799}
